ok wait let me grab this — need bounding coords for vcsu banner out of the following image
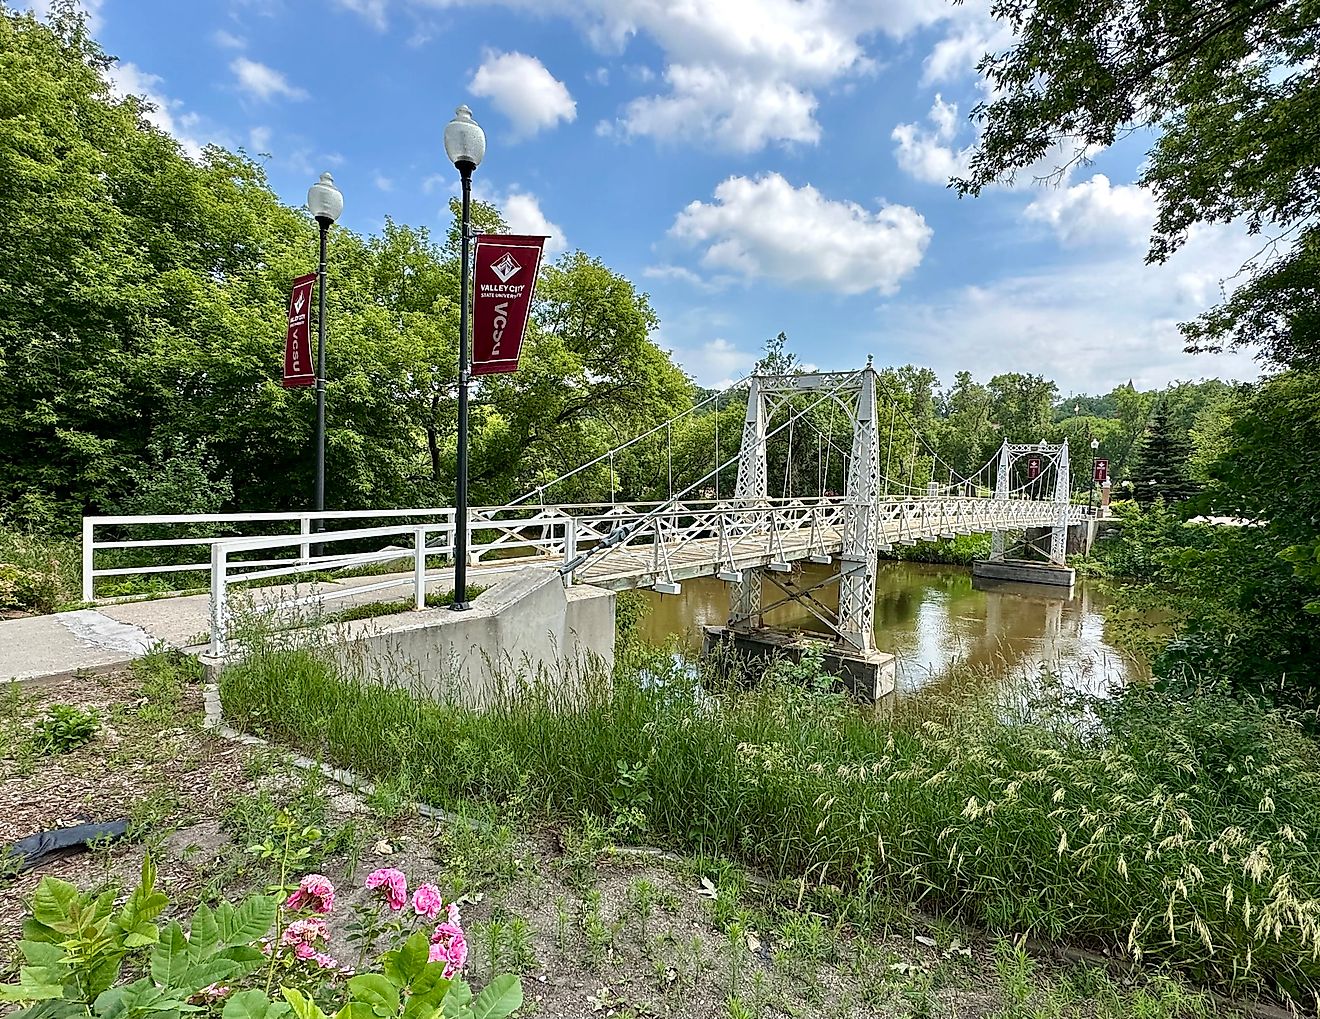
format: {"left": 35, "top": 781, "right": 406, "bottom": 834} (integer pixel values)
{"left": 471, "top": 234, "right": 547, "bottom": 376}
{"left": 283, "top": 272, "right": 317, "bottom": 388}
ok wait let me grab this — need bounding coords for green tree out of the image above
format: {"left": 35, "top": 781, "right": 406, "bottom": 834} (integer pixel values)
{"left": 1129, "top": 401, "right": 1197, "bottom": 505}
{"left": 986, "top": 373, "right": 1057, "bottom": 443}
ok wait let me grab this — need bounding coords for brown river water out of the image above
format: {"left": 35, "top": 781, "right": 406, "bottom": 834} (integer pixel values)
{"left": 636, "top": 560, "right": 1147, "bottom": 697}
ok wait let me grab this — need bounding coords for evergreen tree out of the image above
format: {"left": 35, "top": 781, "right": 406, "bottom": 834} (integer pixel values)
{"left": 1129, "top": 401, "right": 1197, "bottom": 505}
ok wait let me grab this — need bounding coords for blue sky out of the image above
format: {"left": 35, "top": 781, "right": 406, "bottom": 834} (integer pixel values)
{"left": 18, "top": 0, "right": 1263, "bottom": 394}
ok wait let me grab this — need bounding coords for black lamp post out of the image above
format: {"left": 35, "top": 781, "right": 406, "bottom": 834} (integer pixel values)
{"left": 443, "top": 105, "right": 486, "bottom": 611}
{"left": 306, "top": 172, "right": 343, "bottom": 550}
{"left": 1088, "top": 436, "right": 1100, "bottom": 516}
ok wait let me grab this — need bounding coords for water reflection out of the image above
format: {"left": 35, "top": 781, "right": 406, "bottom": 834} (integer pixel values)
{"left": 636, "top": 560, "right": 1146, "bottom": 696}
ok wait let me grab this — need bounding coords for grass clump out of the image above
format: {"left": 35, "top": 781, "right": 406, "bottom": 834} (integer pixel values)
{"left": 219, "top": 645, "right": 1320, "bottom": 1009}
{"left": 28, "top": 702, "right": 99, "bottom": 755}
{"left": 327, "top": 585, "right": 488, "bottom": 624}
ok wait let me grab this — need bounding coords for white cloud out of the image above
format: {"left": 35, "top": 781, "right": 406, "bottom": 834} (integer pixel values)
{"left": 19, "top": 0, "right": 103, "bottom": 32}
{"left": 666, "top": 337, "right": 756, "bottom": 388}
{"left": 891, "top": 94, "right": 973, "bottom": 185}
{"left": 920, "top": 0, "right": 1013, "bottom": 86}
{"left": 213, "top": 29, "right": 246, "bottom": 49}
{"left": 248, "top": 125, "right": 272, "bottom": 153}
{"left": 643, "top": 264, "right": 731, "bottom": 292}
{"left": 374, "top": 172, "right": 395, "bottom": 192}
{"left": 417, "top": 0, "right": 955, "bottom": 151}
{"left": 230, "top": 57, "right": 308, "bottom": 102}
{"left": 468, "top": 52, "right": 576, "bottom": 138}
{"left": 882, "top": 225, "right": 1264, "bottom": 392}
{"left": 105, "top": 61, "right": 206, "bottom": 159}
{"left": 669, "top": 173, "right": 931, "bottom": 295}
{"left": 617, "top": 65, "right": 819, "bottom": 152}
{"left": 333, "top": 0, "right": 388, "bottom": 29}
{"left": 471, "top": 188, "right": 569, "bottom": 258}
{"left": 1023, "top": 174, "right": 1157, "bottom": 247}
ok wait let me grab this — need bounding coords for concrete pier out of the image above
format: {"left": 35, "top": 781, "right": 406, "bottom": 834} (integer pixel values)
{"left": 701, "top": 625, "right": 896, "bottom": 702}
{"left": 972, "top": 558, "right": 1076, "bottom": 588}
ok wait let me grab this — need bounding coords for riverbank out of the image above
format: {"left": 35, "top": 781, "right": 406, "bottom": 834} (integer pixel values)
{"left": 215, "top": 635, "right": 1320, "bottom": 1012}
{"left": 3, "top": 655, "right": 1235, "bottom": 1019}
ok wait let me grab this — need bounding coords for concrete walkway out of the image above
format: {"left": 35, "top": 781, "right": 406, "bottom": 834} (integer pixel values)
{"left": 0, "top": 565, "right": 521, "bottom": 685}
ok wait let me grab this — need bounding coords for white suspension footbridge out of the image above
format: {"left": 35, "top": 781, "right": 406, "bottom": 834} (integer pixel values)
{"left": 80, "top": 364, "right": 1091, "bottom": 662}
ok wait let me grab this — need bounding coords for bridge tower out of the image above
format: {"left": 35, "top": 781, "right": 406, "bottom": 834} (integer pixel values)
{"left": 723, "top": 365, "right": 885, "bottom": 667}
{"left": 979, "top": 438, "right": 1077, "bottom": 586}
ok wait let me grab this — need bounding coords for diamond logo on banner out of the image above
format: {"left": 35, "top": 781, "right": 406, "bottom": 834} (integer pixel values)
{"left": 490, "top": 252, "right": 521, "bottom": 283}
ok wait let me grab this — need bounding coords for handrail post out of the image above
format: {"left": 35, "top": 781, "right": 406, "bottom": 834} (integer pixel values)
{"left": 210, "top": 541, "right": 228, "bottom": 658}
{"left": 299, "top": 516, "right": 312, "bottom": 564}
{"left": 562, "top": 517, "right": 577, "bottom": 586}
{"left": 81, "top": 517, "right": 95, "bottom": 603}
{"left": 413, "top": 525, "right": 427, "bottom": 610}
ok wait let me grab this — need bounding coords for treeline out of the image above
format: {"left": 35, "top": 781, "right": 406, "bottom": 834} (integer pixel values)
{"left": 0, "top": 9, "right": 696, "bottom": 531}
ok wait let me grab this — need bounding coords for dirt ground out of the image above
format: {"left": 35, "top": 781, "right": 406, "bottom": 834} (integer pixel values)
{"left": 1, "top": 663, "right": 1237, "bottom": 1019}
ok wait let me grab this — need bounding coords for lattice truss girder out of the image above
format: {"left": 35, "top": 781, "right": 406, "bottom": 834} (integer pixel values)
{"left": 728, "top": 368, "right": 881, "bottom": 652}
{"left": 988, "top": 438, "right": 1073, "bottom": 566}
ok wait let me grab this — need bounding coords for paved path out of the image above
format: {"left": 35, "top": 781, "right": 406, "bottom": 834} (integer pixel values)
{"left": 0, "top": 568, "right": 487, "bottom": 685}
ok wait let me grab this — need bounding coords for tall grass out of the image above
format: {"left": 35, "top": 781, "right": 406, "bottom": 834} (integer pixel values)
{"left": 0, "top": 526, "right": 81, "bottom": 612}
{"left": 219, "top": 643, "right": 1320, "bottom": 1008}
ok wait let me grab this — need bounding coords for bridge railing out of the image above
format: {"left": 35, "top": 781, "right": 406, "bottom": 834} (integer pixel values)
{"left": 82, "top": 497, "right": 844, "bottom": 602}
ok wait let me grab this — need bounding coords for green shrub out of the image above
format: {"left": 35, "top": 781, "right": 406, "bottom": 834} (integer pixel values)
{"left": 29, "top": 703, "right": 99, "bottom": 755}
{"left": 877, "top": 532, "right": 990, "bottom": 565}
{"left": 220, "top": 647, "right": 1320, "bottom": 1009}
{"left": 0, "top": 526, "right": 80, "bottom": 613}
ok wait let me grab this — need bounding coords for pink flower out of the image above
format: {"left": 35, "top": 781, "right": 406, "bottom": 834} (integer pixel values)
{"left": 365, "top": 868, "right": 408, "bottom": 911}
{"left": 429, "top": 919, "right": 468, "bottom": 978}
{"left": 286, "top": 874, "right": 336, "bottom": 914}
{"left": 282, "top": 917, "right": 329, "bottom": 962}
{"left": 412, "top": 883, "right": 445, "bottom": 920}
{"left": 312, "top": 952, "right": 341, "bottom": 969}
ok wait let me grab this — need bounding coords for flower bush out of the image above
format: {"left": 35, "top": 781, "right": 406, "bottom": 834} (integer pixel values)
{"left": 0, "top": 856, "right": 522, "bottom": 1019}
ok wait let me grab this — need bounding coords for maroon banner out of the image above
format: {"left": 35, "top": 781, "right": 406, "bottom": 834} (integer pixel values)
{"left": 1093, "top": 458, "right": 1109, "bottom": 483}
{"left": 283, "top": 272, "right": 317, "bottom": 388}
{"left": 471, "top": 234, "right": 546, "bottom": 377}
{"left": 1027, "top": 456, "right": 1042, "bottom": 480}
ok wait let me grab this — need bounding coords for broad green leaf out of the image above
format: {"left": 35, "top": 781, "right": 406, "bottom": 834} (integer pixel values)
{"left": 437, "top": 980, "right": 470, "bottom": 1019}
{"left": 216, "top": 897, "right": 276, "bottom": 947}
{"left": 382, "top": 932, "right": 430, "bottom": 987}
{"left": 334, "top": 1003, "right": 377, "bottom": 1019}
{"left": 280, "top": 988, "right": 328, "bottom": 1019}
{"left": 346, "top": 974, "right": 399, "bottom": 1018}
{"left": 222, "top": 990, "right": 291, "bottom": 1019}
{"left": 401, "top": 999, "right": 438, "bottom": 1019}
{"left": 187, "top": 904, "right": 219, "bottom": 960}
{"left": 467, "top": 976, "right": 521, "bottom": 1019}
{"left": 18, "top": 942, "right": 65, "bottom": 968}
{"left": 30, "top": 879, "right": 80, "bottom": 931}
{"left": 0, "top": 973, "right": 64, "bottom": 1003}
{"left": 150, "top": 922, "right": 190, "bottom": 990}
{"left": 215, "top": 946, "right": 265, "bottom": 973}
{"left": 410, "top": 963, "right": 453, "bottom": 1008}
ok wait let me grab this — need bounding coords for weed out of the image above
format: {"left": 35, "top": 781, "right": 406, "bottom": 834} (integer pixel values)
{"left": 436, "top": 812, "right": 521, "bottom": 895}
{"left": 130, "top": 648, "right": 201, "bottom": 724}
{"left": 28, "top": 703, "right": 98, "bottom": 755}
{"left": 553, "top": 895, "right": 571, "bottom": 956}
{"left": 626, "top": 877, "right": 659, "bottom": 945}
{"left": 580, "top": 890, "right": 612, "bottom": 965}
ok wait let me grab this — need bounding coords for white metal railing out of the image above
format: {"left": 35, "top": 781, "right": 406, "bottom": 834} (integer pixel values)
{"left": 81, "top": 496, "right": 867, "bottom": 602}
{"left": 558, "top": 495, "right": 1087, "bottom": 586}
